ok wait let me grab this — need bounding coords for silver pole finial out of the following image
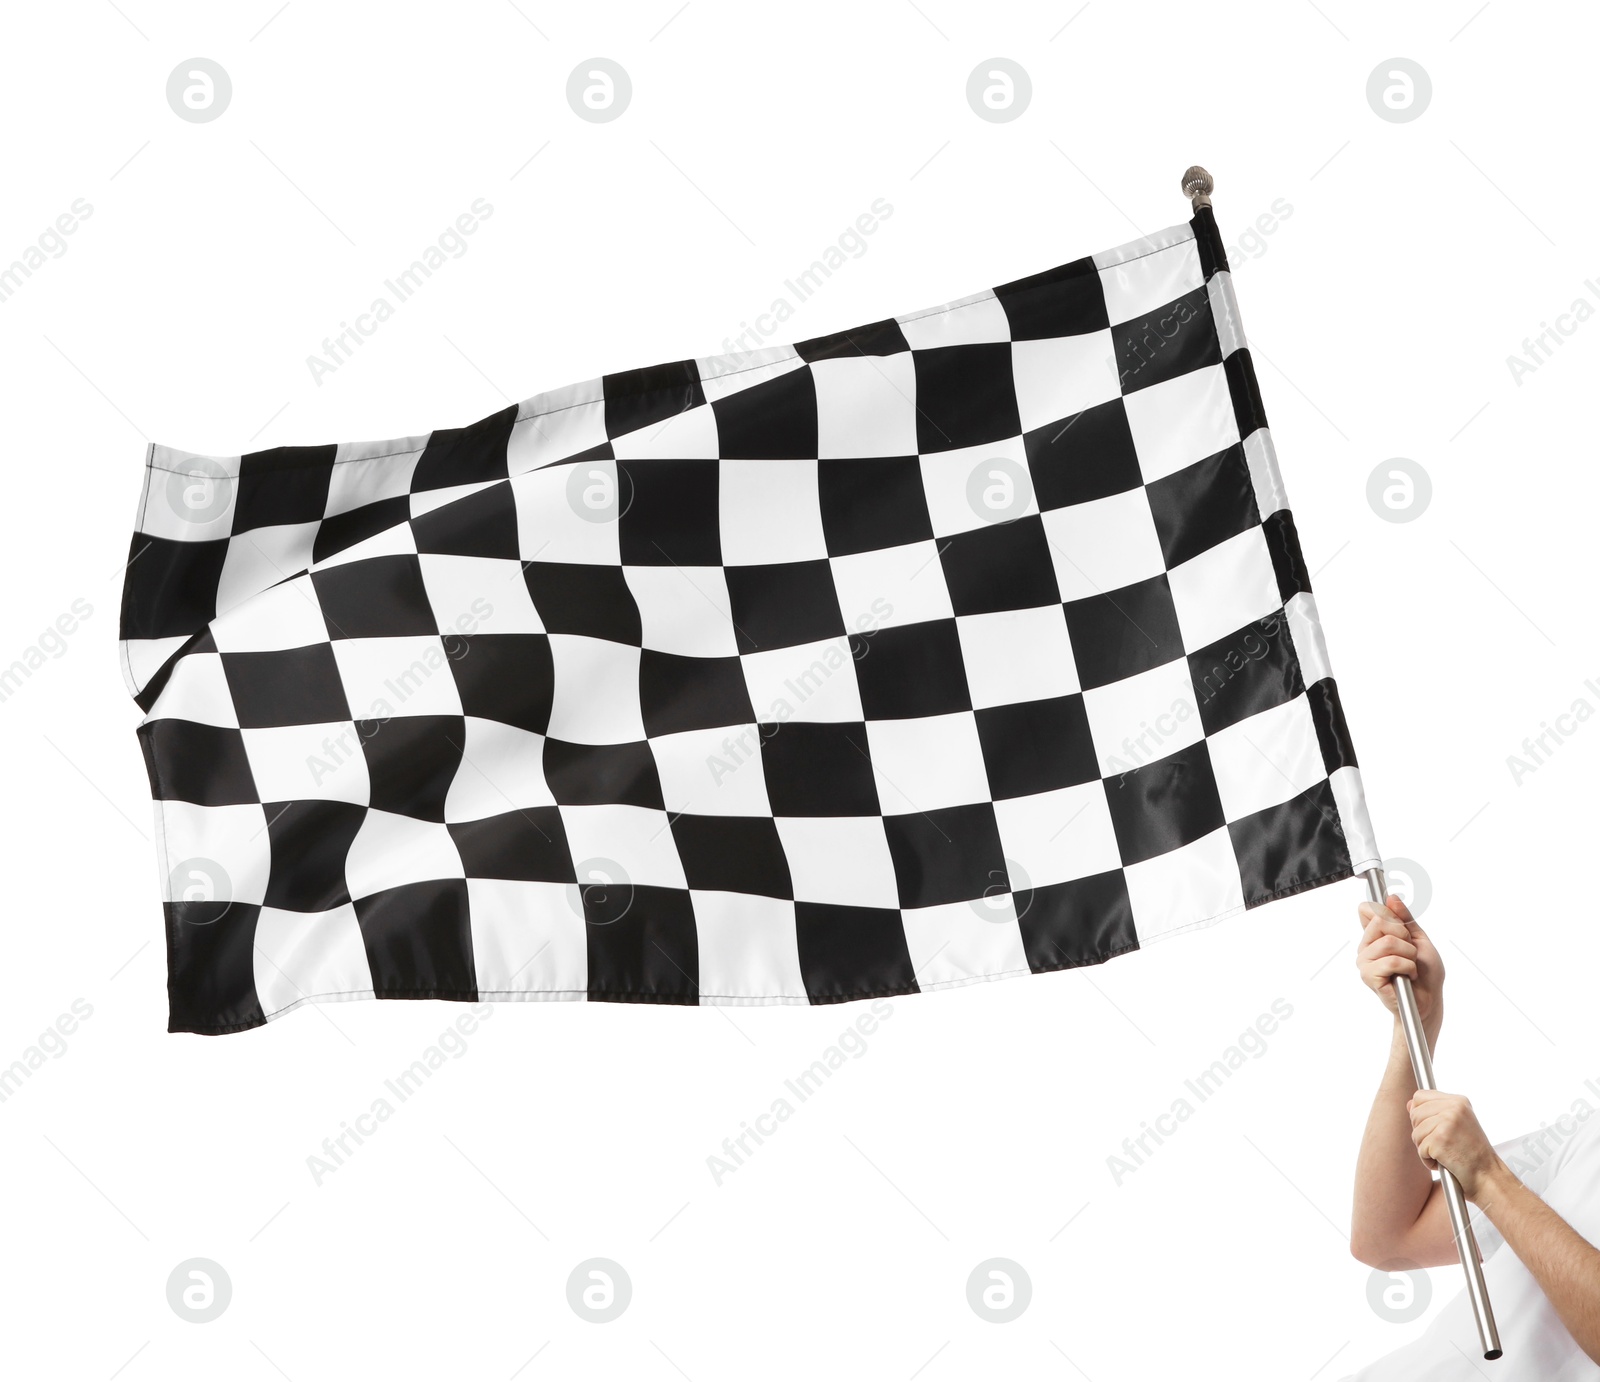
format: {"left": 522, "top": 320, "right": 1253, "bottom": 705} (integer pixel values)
{"left": 1181, "top": 165, "right": 1213, "bottom": 211}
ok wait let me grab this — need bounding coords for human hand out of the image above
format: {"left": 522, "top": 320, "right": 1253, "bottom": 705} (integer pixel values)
{"left": 1356, "top": 895, "right": 1444, "bottom": 1037}
{"left": 1408, "top": 1090, "right": 1503, "bottom": 1201}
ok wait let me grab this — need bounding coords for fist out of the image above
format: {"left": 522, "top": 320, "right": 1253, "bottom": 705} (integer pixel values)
{"left": 1408, "top": 1090, "right": 1499, "bottom": 1200}
{"left": 1356, "top": 895, "right": 1444, "bottom": 1031}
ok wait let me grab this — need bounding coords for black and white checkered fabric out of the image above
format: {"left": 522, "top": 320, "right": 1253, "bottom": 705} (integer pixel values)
{"left": 120, "top": 208, "right": 1379, "bottom": 1035}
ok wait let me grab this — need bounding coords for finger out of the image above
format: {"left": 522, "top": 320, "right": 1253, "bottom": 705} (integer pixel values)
{"left": 1359, "top": 921, "right": 1414, "bottom": 960}
{"left": 1409, "top": 1114, "right": 1439, "bottom": 1151}
{"left": 1410, "top": 1093, "right": 1464, "bottom": 1127}
{"left": 1357, "top": 918, "right": 1394, "bottom": 958}
{"left": 1365, "top": 935, "right": 1418, "bottom": 962}
{"left": 1415, "top": 1089, "right": 1464, "bottom": 1108}
{"left": 1408, "top": 1094, "right": 1449, "bottom": 1122}
{"left": 1358, "top": 901, "right": 1399, "bottom": 930}
{"left": 1412, "top": 1117, "right": 1446, "bottom": 1156}
{"left": 1366, "top": 956, "right": 1417, "bottom": 983}
{"left": 1386, "top": 895, "right": 1416, "bottom": 924}
{"left": 1360, "top": 915, "right": 1412, "bottom": 947}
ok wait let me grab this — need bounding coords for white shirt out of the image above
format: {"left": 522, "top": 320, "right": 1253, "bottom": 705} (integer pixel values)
{"left": 1346, "top": 1109, "right": 1600, "bottom": 1380}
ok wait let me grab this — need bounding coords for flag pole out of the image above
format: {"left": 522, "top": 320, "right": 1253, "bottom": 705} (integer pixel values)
{"left": 1360, "top": 866, "right": 1502, "bottom": 1359}
{"left": 1178, "top": 166, "right": 1502, "bottom": 1360}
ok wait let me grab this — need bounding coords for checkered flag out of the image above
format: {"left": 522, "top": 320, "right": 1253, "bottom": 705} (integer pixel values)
{"left": 120, "top": 207, "right": 1378, "bottom": 1034}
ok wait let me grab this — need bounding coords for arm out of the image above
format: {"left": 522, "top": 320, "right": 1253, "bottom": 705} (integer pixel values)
{"left": 1348, "top": 896, "right": 1457, "bottom": 1268}
{"left": 1412, "top": 1092, "right": 1600, "bottom": 1365}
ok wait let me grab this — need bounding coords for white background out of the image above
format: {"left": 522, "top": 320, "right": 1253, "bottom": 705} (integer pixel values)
{"left": 0, "top": 1, "right": 1594, "bottom": 1377}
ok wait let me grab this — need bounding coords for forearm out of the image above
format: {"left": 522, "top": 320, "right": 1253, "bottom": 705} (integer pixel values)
{"left": 1477, "top": 1163, "right": 1600, "bottom": 1363}
{"left": 1351, "top": 1022, "right": 1445, "bottom": 1264}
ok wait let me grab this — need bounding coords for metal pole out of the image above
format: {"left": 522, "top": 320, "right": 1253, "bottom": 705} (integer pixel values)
{"left": 1179, "top": 162, "right": 1502, "bottom": 1355}
{"left": 1363, "top": 868, "right": 1502, "bottom": 1359}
